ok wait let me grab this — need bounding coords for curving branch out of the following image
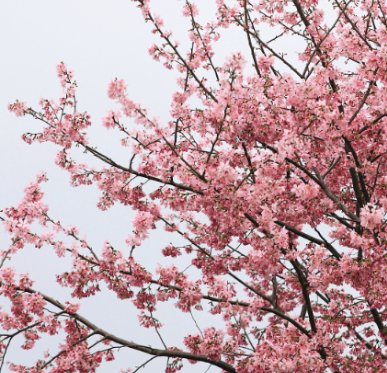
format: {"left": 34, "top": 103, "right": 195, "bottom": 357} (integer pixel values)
{"left": 13, "top": 286, "right": 237, "bottom": 373}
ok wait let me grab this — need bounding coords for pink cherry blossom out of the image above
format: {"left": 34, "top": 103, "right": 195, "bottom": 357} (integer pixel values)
{"left": 8, "top": 100, "right": 27, "bottom": 117}
{"left": 4, "top": 0, "right": 387, "bottom": 371}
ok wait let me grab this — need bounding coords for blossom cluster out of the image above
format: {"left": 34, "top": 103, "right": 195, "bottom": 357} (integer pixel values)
{"left": 4, "top": 0, "right": 387, "bottom": 372}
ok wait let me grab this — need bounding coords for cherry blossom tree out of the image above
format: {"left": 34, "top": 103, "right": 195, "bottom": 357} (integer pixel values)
{"left": 3, "top": 0, "right": 387, "bottom": 371}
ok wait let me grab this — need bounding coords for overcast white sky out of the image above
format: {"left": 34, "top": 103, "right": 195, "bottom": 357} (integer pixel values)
{"left": 0, "top": 1, "right": 342, "bottom": 372}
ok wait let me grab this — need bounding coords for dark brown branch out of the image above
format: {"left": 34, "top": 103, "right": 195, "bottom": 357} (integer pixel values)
{"left": 84, "top": 145, "right": 204, "bottom": 195}
{"left": 358, "top": 113, "right": 387, "bottom": 134}
{"left": 327, "top": 212, "right": 355, "bottom": 230}
{"left": 354, "top": 329, "right": 386, "bottom": 359}
{"left": 302, "top": 1, "right": 352, "bottom": 78}
{"left": 243, "top": 0, "right": 261, "bottom": 77}
{"left": 291, "top": 0, "right": 310, "bottom": 27}
{"left": 377, "top": 0, "right": 387, "bottom": 25}
{"left": 231, "top": 13, "right": 303, "bottom": 78}
{"left": 204, "top": 106, "right": 229, "bottom": 170}
{"left": 347, "top": 80, "right": 376, "bottom": 127}
{"left": 158, "top": 216, "right": 275, "bottom": 305}
{"left": 132, "top": 356, "right": 158, "bottom": 373}
{"left": 370, "top": 308, "right": 387, "bottom": 340}
{"left": 342, "top": 137, "right": 370, "bottom": 203}
{"left": 261, "top": 306, "right": 311, "bottom": 337}
{"left": 371, "top": 157, "right": 383, "bottom": 194}
{"left": 242, "top": 142, "right": 256, "bottom": 183}
{"left": 158, "top": 217, "right": 315, "bottom": 337}
{"left": 322, "top": 156, "right": 342, "bottom": 179}
{"left": 162, "top": 135, "right": 207, "bottom": 182}
{"left": 274, "top": 220, "right": 341, "bottom": 260}
{"left": 187, "top": 2, "right": 219, "bottom": 82}
{"left": 16, "top": 286, "right": 237, "bottom": 373}
{"left": 144, "top": 5, "right": 218, "bottom": 102}
{"left": 316, "top": 291, "right": 330, "bottom": 304}
{"left": 289, "top": 257, "right": 317, "bottom": 333}
{"left": 227, "top": 272, "right": 274, "bottom": 305}
{"left": 349, "top": 167, "right": 364, "bottom": 213}
{"left": 334, "top": 0, "right": 377, "bottom": 49}
{"left": 313, "top": 167, "right": 360, "bottom": 223}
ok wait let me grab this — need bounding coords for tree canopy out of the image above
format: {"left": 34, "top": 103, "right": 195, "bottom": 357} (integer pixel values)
{"left": 3, "top": 0, "right": 387, "bottom": 371}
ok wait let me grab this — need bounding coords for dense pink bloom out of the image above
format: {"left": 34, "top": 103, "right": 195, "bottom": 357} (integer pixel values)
{"left": 5, "top": 0, "right": 387, "bottom": 372}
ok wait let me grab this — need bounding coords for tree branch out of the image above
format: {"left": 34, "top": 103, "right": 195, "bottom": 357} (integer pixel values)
{"left": 14, "top": 286, "right": 237, "bottom": 373}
